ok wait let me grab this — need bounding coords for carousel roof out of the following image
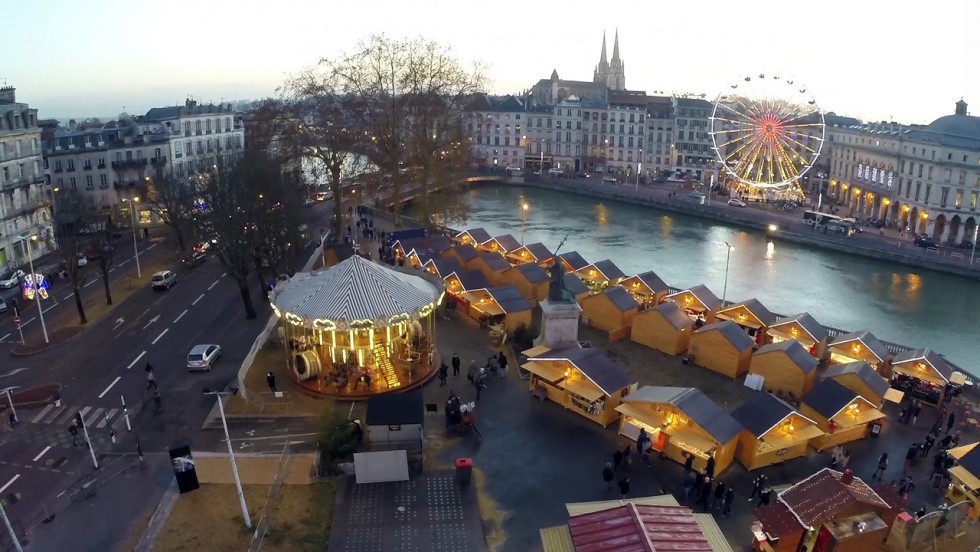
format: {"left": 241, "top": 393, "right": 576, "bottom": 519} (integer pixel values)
{"left": 273, "top": 255, "right": 442, "bottom": 327}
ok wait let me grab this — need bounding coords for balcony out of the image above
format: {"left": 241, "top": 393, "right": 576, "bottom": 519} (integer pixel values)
{"left": 111, "top": 158, "right": 148, "bottom": 170}
{"left": 150, "top": 156, "right": 167, "bottom": 167}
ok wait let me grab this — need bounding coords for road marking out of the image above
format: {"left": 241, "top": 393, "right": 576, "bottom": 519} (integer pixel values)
{"left": 109, "top": 267, "right": 116, "bottom": 273}
{"left": 83, "top": 408, "right": 104, "bottom": 427}
{"left": 221, "top": 272, "right": 227, "bottom": 278}
{"left": 119, "top": 260, "right": 129, "bottom": 266}
{"left": 32, "top": 446, "right": 52, "bottom": 462}
{"left": 0, "top": 475, "right": 20, "bottom": 494}
{"left": 0, "top": 333, "right": 9, "bottom": 341}
{"left": 142, "top": 315, "right": 160, "bottom": 330}
{"left": 207, "top": 280, "right": 219, "bottom": 291}
{"left": 63, "top": 293, "right": 74, "bottom": 300}
{"left": 173, "top": 309, "right": 188, "bottom": 324}
{"left": 24, "top": 317, "right": 36, "bottom": 325}
{"left": 31, "top": 404, "right": 55, "bottom": 423}
{"left": 192, "top": 293, "right": 205, "bottom": 306}
{"left": 43, "top": 304, "right": 56, "bottom": 313}
{"left": 126, "top": 350, "right": 147, "bottom": 370}
{"left": 151, "top": 328, "right": 168, "bottom": 345}
{"left": 95, "top": 409, "right": 118, "bottom": 429}
{"left": 84, "top": 278, "right": 98, "bottom": 287}
{"left": 147, "top": 243, "right": 158, "bottom": 250}
{"left": 53, "top": 407, "right": 74, "bottom": 425}
{"left": 98, "top": 376, "right": 122, "bottom": 399}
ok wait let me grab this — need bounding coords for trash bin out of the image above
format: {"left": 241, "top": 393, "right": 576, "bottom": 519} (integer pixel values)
{"left": 455, "top": 457, "right": 473, "bottom": 485}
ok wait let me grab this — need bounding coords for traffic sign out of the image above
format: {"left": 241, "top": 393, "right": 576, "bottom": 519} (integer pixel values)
{"left": 14, "top": 316, "right": 20, "bottom": 328}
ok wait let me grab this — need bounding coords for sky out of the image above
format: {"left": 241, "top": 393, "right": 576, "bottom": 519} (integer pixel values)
{"left": 1, "top": 0, "right": 977, "bottom": 124}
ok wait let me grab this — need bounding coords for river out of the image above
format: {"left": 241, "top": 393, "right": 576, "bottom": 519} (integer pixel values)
{"left": 458, "top": 186, "right": 979, "bottom": 376}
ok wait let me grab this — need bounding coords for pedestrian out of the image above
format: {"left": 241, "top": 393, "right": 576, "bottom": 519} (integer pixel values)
{"left": 940, "top": 433, "right": 954, "bottom": 450}
{"left": 712, "top": 481, "right": 726, "bottom": 511}
{"left": 497, "top": 351, "right": 508, "bottom": 376}
{"left": 474, "top": 372, "right": 486, "bottom": 401}
{"left": 912, "top": 402, "right": 922, "bottom": 425}
{"left": 723, "top": 486, "right": 735, "bottom": 517}
{"left": 923, "top": 434, "right": 936, "bottom": 456}
{"left": 872, "top": 452, "right": 888, "bottom": 481}
{"left": 636, "top": 428, "right": 650, "bottom": 465}
{"left": 951, "top": 431, "right": 961, "bottom": 447}
{"left": 617, "top": 477, "right": 631, "bottom": 499}
{"left": 144, "top": 362, "right": 154, "bottom": 373}
{"left": 904, "top": 444, "right": 918, "bottom": 476}
{"left": 68, "top": 423, "right": 78, "bottom": 446}
{"left": 748, "top": 474, "right": 767, "bottom": 502}
{"left": 488, "top": 356, "right": 500, "bottom": 379}
{"left": 146, "top": 369, "right": 158, "bottom": 392}
{"left": 602, "top": 463, "right": 615, "bottom": 492}
{"left": 830, "top": 445, "right": 843, "bottom": 468}
{"left": 266, "top": 371, "right": 277, "bottom": 393}
{"left": 683, "top": 452, "right": 694, "bottom": 474}
{"left": 758, "top": 487, "right": 772, "bottom": 508}
{"left": 697, "top": 476, "right": 712, "bottom": 510}
{"left": 438, "top": 362, "right": 449, "bottom": 387}
{"left": 683, "top": 470, "right": 697, "bottom": 499}
{"left": 946, "top": 412, "right": 956, "bottom": 434}
{"left": 467, "top": 360, "right": 477, "bottom": 383}
{"left": 705, "top": 455, "right": 716, "bottom": 479}
{"left": 612, "top": 448, "right": 623, "bottom": 472}
{"left": 838, "top": 450, "right": 851, "bottom": 470}
{"left": 621, "top": 443, "right": 632, "bottom": 469}
{"left": 451, "top": 353, "right": 461, "bottom": 377}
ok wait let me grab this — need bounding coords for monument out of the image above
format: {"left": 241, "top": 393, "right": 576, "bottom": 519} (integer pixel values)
{"left": 534, "top": 237, "right": 583, "bottom": 350}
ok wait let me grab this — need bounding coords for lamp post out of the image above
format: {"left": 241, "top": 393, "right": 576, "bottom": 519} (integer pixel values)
{"left": 204, "top": 390, "right": 251, "bottom": 529}
{"left": 519, "top": 197, "right": 529, "bottom": 245}
{"left": 122, "top": 197, "right": 142, "bottom": 278}
{"left": 721, "top": 241, "right": 734, "bottom": 306}
{"left": 971, "top": 224, "right": 979, "bottom": 266}
{"left": 24, "top": 235, "right": 49, "bottom": 344}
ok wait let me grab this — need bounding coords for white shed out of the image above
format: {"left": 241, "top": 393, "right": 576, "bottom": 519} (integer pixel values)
{"left": 366, "top": 389, "right": 424, "bottom": 452}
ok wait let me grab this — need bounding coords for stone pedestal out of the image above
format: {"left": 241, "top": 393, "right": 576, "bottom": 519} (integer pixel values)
{"left": 534, "top": 299, "right": 583, "bottom": 350}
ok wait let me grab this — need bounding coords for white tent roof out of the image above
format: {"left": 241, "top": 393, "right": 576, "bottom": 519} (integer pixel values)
{"left": 273, "top": 255, "right": 442, "bottom": 329}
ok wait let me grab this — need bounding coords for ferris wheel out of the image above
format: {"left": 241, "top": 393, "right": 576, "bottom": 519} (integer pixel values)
{"left": 710, "top": 74, "right": 825, "bottom": 190}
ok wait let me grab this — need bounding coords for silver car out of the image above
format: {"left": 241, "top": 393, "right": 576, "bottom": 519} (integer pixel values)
{"left": 0, "top": 269, "right": 25, "bottom": 289}
{"left": 187, "top": 344, "right": 222, "bottom": 371}
{"left": 151, "top": 270, "right": 177, "bottom": 291}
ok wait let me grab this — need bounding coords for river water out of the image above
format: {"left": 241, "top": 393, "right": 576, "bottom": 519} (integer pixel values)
{"left": 459, "top": 186, "right": 979, "bottom": 376}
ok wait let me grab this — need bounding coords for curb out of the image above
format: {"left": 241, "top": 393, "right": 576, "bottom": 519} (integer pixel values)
{"left": 134, "top": 478, "right": 179, "bottom": 552}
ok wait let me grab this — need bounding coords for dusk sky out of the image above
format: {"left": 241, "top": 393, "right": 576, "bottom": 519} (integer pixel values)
{"left": 3, "top": 0, "right": 976, "bottom": 124}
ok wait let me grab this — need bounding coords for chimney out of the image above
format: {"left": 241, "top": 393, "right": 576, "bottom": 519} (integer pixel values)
{"left": 68, "top": 119, "right": 77, "bottom": 131}
{"left": 955, "top": 99, "right": 968, "bottom": 116}
{"left": 185, "top": 98, "right": 197, "bottom": 108}
{"left": 0, "top": 86, "right": 15, "bottom": 103}
{"left": 841, "top": 468, "right": 854, "bottom": 485}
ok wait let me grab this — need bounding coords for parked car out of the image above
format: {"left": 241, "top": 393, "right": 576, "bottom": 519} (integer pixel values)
{"left": 151, "top": 270, "right": 177, "bottom": 291}
{"left": 914, "top": 235, "right": 938, "bottom": 248}
{"left": 547, "top": 168, "right": 564, "bottom": 176}
{"left": 727, "top": 198, "right": 747, "bottom": 208}
{"left": 192, "top": 240, "right": 216, "bottom": 254}
{"left": 0, "top": 269, "right": 25, "bottom": 289}
{"left": 505, "top": 166, "right": 522, "bottom": 173}
{"left": 186, "top": 344, "right": 222, "bottom": 371}
{"left": 602, "top": 176, "right": 618, "bottom": 183}
{"left": 315, "top": 191, "right": 333, "bottom": 202}
{"left": 0, "top": 297, "right": 7, "bottom": 314}
{"left": 181, "top": 252, "right": 207, "bottom": 268}
{"left": 303, "top": 197, "right": 316, "bottom": 207}
{"left": 531, "top": 170, "right": 542, "bottom": 176}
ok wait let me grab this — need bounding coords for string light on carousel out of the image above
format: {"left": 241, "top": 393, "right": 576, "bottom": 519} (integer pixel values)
{"left": 270, "top": 255, "right": 444, "bottom": 398}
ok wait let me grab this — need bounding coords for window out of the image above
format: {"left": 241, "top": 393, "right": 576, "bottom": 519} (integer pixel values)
{"left": 225, "top": 117, "right": 231, "bottom": 131}
{"left": 83, "top": 159, "right": 92, "bottom": 169}
{"left": 67, "top": 159, "right": 75, "bottom": 171}
{"left": 915, "top": 182, "right": 921, "bottom": 201}
{"left": 184, "top": 122, "right": 191, "bottom": 135}
{"left": 70, "top": 176, "right": 77, "bottom": 190}
{"left": 185, "top": 141, "right": 192, "bottom": 156}
{"left": 972, "top": 192, "right": 978, "bottom": 209}
{"left": 195, "top": 120, "right": 202, "bottom": 134}
{"left": 940, "top": 187, "right": 949, "bottom": 207}
{"left": 175, "top": 142, "right": 182, "bottom": 155}
{"left": 99, "top": 174, "right": 108, "bottom": 188}
{"left": 55, "top": 160, "right": 62, "bottom": 171}
{"left": 954, "top": 191, "right": 963, "bottom": 208}
{"left": 85, "top": 175, "right": 94, "bottom": 190}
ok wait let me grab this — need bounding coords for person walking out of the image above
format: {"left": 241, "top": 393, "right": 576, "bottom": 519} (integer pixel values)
{"left": 617, "top": 477, "right": 631, "bottom": 499}
{"left": 946, "top": 412, "right": 956, "bottom": 434}
{"left": 474, "top": 371, "right": 486, "bottom": 401}
{"left": 697, "top": 475, "right": 712, "bottom": 510}
{"left": 451, "top": 353, "right": 461, "bottom": 377}
{"left": 620, "top": 443, "right": 632, "bottom": 470}
{"left": 146, "top": 368, "right": 158, "bottom": 392}
{"left": 266, "top": 371, "right": 277, "bottom": 393}
{"left": 68, "top": 423, "right": 78, "bottom": 446}
{"left": 924, "top": 433, "right": 936, "bottom": 456}
{"left": 602, "top": 463, "right": 615, "bottom": 492}
{"left": 636, "top": 428, "right": 650, "bottom": 466}
{"left": 748, "top": 474, "right": 767, "bottom": 502}
{"left": 712, "top": 481, "right": 726, "bottom": 511}
{"left": 705, "top": 455, "right": 716, "bottom": 479}
{"left": 904, "top": 444, "right": 918, "bottom": 476}
{"left": 438, "top": 362, "right": 449, "bottom": 387}
{"left": 872, "top": 452, "right": 888, "bottom": 481}
{"left": 838, "top": 450, "right": 851, "bottom": 470}
{"left": 612, "top": 448, "right": 623, "bottom": 472}
{"left": 757, "top": 487, "right": 773, "bottom": 508}
{"left": 911, "top": 402, "right": 922, "bottom": 425}
{"left": 683, "top": 452, "right": 694, "bottom": 474}
{"left": 497, "top": 351, "right": 508, "bottom": 376}
{"left": 723, "top": 486, "right": 735, "bottom": 518}
{"left": 467, "top": 360, "right": 478, "bottom": 384}
{"left": 683, "top": 470, "right": 697, "bottom": 500}
{"left": 488, "top": 356, "right": 500, "bottom": 379}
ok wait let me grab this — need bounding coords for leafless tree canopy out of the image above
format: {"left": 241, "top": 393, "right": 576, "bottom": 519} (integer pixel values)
{"left": 145, "top": 168, "right": 196, "bottom": 252}
{"left": 49, "top": 191, "right": 91, "bottom": 324}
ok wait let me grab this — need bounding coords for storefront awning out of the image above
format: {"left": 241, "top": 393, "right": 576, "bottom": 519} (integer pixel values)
{"left": 883, "top": 388, "right": 905, "bottom": 404}
{"left": 522, "top": 345, "right": 551, "bottom": 358}
{"left": 949, "top": 442, "right": 978, "bottom": 461}
{"left": 831, "top": 405, "right": 885, "bottom": 427}
{"left": 522, "top": 361, "right": 565, "bottom": 383}
{"left": 563, "top": 377, "right": 605, "bottom": 402}
{"left": 951, "top": 372, "right": 968, "bottom": 385}
{"left": 949, "top": 465, "right": 980, "bottom": 491}
{"left": 762, "top": 424, "right": 825, "bottom": 446}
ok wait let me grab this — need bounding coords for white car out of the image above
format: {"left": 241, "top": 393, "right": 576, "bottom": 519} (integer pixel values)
{"left": 602, "top": 176, "right": 618, "bottom": 183}
{"left": 187, "top": 344, "right": 222, "bottom": 371}
{"left": 547, "top": 168, "right": 564, "bottom": 176}
{"left": 505, "top": 166, "right": 523, "bottom": 173}
{"left": 151, "top": 270, "right": 177, "bottom": 291}
{"left": 0, "top": 270, "right": 25, "bottom": 289}
{"left": 728, "top": 198, "right": 747, "bottom": 207}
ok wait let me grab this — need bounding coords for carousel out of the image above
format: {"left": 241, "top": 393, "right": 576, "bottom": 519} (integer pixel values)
{"left": 271, "top": 255, "right": 445, "bottom": 399}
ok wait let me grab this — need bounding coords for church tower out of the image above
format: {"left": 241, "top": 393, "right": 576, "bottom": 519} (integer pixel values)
{"left": 607, "top": 29, "right": 626, "bottom": 90}
{"left": 593, "top": 32, "right": 610, "bottom": 86}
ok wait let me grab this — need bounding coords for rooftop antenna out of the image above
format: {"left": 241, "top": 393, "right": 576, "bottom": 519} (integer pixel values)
{"left": 0, "top": 77, "right": 7, "bottom": 86}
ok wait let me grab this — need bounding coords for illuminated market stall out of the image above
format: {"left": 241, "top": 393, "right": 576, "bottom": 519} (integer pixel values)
{"left": 827, "top": 330, "right": 891, "bottom": 371}
{"left": 749, "top": 341, "right": 819, "bottom": 400}
{"left": 630, "top": 301, "right": 693, "bottom": 356}
{"left": 820, "top": 361, "right": 893, "bottom": 409}
{"left": 442, "top": 244, "right": 480, "bottom": 270}
{"left": 443, "top": 269, "right": 491, "bottom": 302}
{"left": 620, "top": 270, "right": 670, "bottom": 310}
{"left": 800, "top": 379, "right": 885, "bottom": 451}
{"left": 731, "top": 392, "right": 824, "bottom": 470}
{"left": 766, "top": 312, "right": 829, "bottom": 359}
{"left": 575, "top": 259, "right": 626, "bottom": 292}
{"left": 503, "top": 262, "right": 550, "bottom": 304}
{"left": 714, "top": 298, "right": 777, "bottom": 344}
{"left": 523, "top": 347, "right": 636, "bottom": 427}
{"left": 392, "top": 235, "right": 451, "bottom": 266}
{"left": 947, "top": 442, "right": 980, "bottom": 519}
{"left": 472, "top": 251, "right": 512, "bottom": 286}
{"left": 420, "top": 256, "right": 463, "bottom": 282}
{"left": 665, "top": 285, "right": 722, "bottom": 322}
{"left": 580, "top": 286, "right": 639, "bottom": 341}
{"left": 480, "top": 233, "right": 521, "bottom": 255}
{"left": 616, "top": 386, "right": 741, "bottom": 476}
{"left": 452, "top": 227, "right": 492, "bottom": 247}
{"left": 689, "top": 321, "right": 756, "bottom": 379}
{"left": 889, "top": 348, "right": 953, "bottom": 406}
{"left": 505, "top": 241, "right": 553, "bottom": 266}
{"left": 558, "top": 251, "right": 590, "bottom": 273}
{"left": 271, "top": 255, "right": 444, "bottom": 399}
{"left": 460, "top": 285, "right": 532, "bottom": 334}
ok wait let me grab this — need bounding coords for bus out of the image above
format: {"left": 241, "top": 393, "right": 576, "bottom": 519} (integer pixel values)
{"left": 802, "top": 210, "right": 843, "bottom": 227}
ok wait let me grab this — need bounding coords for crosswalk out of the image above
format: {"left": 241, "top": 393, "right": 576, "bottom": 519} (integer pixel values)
{"left": 29, "top": 404, "right": 121, "bottom": 429}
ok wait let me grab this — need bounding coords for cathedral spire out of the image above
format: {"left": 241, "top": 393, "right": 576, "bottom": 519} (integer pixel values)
{"left": 600, "top": 32, "right": 608, "bottom": 64}
{"left": 612, "top": 29, "right": 620, "bottom": 62}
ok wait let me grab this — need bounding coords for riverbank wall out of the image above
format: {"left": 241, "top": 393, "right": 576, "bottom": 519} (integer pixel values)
{"left": 472, "top": 176, "right": 980, "bottom": 282}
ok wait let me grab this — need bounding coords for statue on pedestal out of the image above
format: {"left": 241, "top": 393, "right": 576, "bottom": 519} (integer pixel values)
{"left": 548, "top": 236, "right": 575, "bottom": 304}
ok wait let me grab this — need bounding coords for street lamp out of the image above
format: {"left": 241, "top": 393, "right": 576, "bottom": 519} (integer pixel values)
{"left": 203, "top": 389, "right": 252, "bottom": 529}
{"left": 519, "top": 197, "right": 530, "bottom": 245}
{"left": 121, "top": 197, "right": 142, "bottom": 278}
{"left": 721, "top": 242, "right": 734, "bottom": 306}
{"left": 24, "top": 235, "right": 49, "bottom": 344}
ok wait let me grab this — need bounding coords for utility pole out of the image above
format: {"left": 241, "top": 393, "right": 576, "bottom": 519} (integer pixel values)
{"left": 120, "top": 395, "right": 143, "bottom": 463}
{"left": 76, "top": 411, "right": 99, "bottom": 469}
{"left": 0, "top": 500, "right": 22, "bottom": 552}
{"left": 5, "top": 389, "right": 16, "bottom": 424}
{"left": 205, "top": 390, "right": 251, "bottom": 529}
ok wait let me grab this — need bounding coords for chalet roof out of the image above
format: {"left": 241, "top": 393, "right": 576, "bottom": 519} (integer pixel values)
{"left": 776, "top": 468, "right": 890, "bottom": 528}
{"left": 802, "top": 379, "right": 863, "bottom": 420}
{"left": 539, "top": 347, "right": 634, "bottom": 396}
{"left": 567, "top": 503, "right": 714, "bottom": 552}
{"left": 959, "top": 443, "right": 980, "bottom": 476}
{"left": 731, "top": 392, "right": 815, "bottom": 438}
{"left": 457, "top": 270, "right": 491, "bottom": 292}
{"left": 821, "top": 361, "right": 890, "bottom": 400}
{"left": 693, "top": 320, "right": 755, "bottom": 352}
{"left": 829, "top": 330, "right": 890, "bottom": 363}
{"left": 562, "top": 273, "right": 590, "bottom": 296}
{"left": 630, "top": 270, "right": 669, "bottom": 294}
{"left": 488, "top": 286, "right": 533, "bottom": 314}
{"left": 514, "top": 262, "right": 549, "bottom": 284}
{"left": 485, "top": 234, "right": 522, "bottom": 252}
{"left": 424, "top": 257, "right": 463, "bottom": 279}
{"left": 478, "top": 252, "right": 511, "bottom": 272}
{"left": 718, "top": 298, "right": 777, "bottom": 327}
{"left": 586, "top": 259, "right": 626, "bottom": 281}
{"left": 624, "top": 387, "right": 742, "bottom": 443}
{"left": 457, "top": 228, "right": 493, "bottom": 245}
{"left": 768, "top": 312, "right": 828, "bottom": 343}
{"left": 366, "top": 389, "right": 424, "bottom": 426}
{"left": 448, "top": 244, "right": 479, "bottom": 262}
{"left": 891, "top": 348, "right": 953, "bottom": 383}
{"left": 522, "top": 242, "right": 553, "bottom": 261}
{"left": 669, "top": 285, "right": 722, "bottom": 312}
{"left": 559, "top": 251, "right": 590, "bottom": 271}
{"left": 601, "top": 286, "right": 640, "bottom": 312}
{"left": 645, "top": 301, "right": 692, "bottom": 331}
{"left": 753, "top": 341, "right": 818, "bottom": 374}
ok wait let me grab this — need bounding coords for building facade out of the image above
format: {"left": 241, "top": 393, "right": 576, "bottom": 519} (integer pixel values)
{"left": 0, "top": 87, "right": 51, "bottom": 270}
{"left": 466, "top": 95, "right": 527, "bottom": 170}
{"left": 144, "top": 99, "right": 244, "bottom": 179}
{"left": 827, "top": 100, "right": 980, "bottom": 245}
{"left": 672, "top": 97, "right": 718, "bottom": 184}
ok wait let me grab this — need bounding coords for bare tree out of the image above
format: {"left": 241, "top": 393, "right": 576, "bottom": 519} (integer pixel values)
{"left": 49, "top": 191, "right": 90, "bottom": 324}
{"left": 325, "top": 35, "right": 486, "bottom": 225}
{"left": 144, "top": 168, "right": 195, "bottom": 252}
{"left": 87, "top": 214, "right": 117, "bottom": 305}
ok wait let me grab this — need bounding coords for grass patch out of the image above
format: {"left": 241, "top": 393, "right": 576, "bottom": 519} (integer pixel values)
{"left": 225, "top": 344, "right": 327, "bottom": 417}
{"left": 263, "top": 480, "right": 338, "bottom": 552}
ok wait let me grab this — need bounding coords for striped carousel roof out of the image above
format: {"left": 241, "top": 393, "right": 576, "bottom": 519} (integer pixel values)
{"left": 273, "top": 255, "right": 442, "bottom": 328}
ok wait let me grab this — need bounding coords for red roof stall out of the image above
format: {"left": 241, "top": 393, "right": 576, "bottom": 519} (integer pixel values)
{"left": 568, "top": 503, "right": 715, "bottom": 552}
